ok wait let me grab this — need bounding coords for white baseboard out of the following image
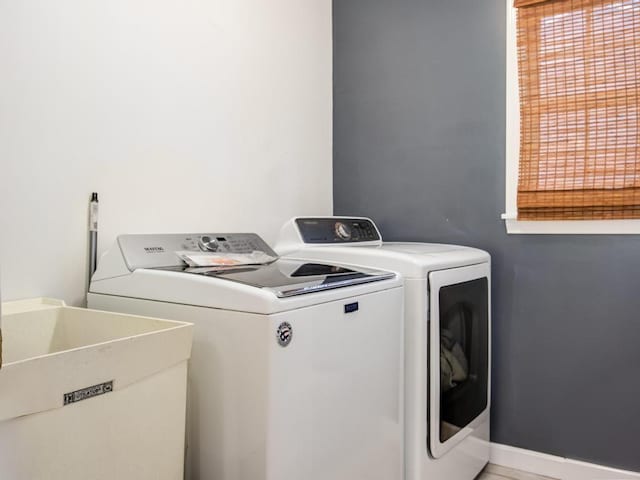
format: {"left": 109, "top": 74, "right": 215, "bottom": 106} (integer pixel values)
{"left": 490, "top": 443, "right": 640, "bottom": 480}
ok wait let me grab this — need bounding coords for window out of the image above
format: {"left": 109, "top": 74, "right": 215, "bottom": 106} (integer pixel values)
{"left": 505, "top": 0, "right": 640, "bottom": 233}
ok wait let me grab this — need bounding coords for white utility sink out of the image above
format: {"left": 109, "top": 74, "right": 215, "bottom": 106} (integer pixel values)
{"left": 0, "top": 298, "right": 193, "bottom": 480}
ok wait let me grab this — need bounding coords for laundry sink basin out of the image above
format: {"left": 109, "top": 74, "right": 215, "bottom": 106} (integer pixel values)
{"left": 0, "top": 298, "right": 193, "bottom": 480}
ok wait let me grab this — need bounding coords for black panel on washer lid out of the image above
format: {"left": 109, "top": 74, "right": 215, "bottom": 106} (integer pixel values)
{"left": 295, "top": 218, "right": 380, "bottom": 244}
{"left": 158, "top": 259, "right": 395, "bottom": 298}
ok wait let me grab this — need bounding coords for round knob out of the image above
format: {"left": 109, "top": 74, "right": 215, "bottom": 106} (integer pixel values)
{"left": 334, "top": 222, "right": 352, "bottom": 241}
{"left": 199, "top": 235, "right": 219, "bottom": 252}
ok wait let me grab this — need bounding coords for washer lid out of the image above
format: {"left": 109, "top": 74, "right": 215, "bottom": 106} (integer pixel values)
{"left": 157, "top": 259, "right": 395, "bottom": 298}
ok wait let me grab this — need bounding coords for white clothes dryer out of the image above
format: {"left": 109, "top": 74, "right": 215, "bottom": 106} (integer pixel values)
{"left": 276, "top": 217, "right": 491, "bottom": 480}
{"left": 88, "top": 232, "right": 404, "bottom": 480}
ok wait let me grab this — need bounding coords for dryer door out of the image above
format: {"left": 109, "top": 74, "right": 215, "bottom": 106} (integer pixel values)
{"left": 428, "top": 262, "right": 490, "bottom": 459}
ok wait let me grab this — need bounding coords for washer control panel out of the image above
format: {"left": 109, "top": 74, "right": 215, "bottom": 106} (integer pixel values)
{"left": 118, "top": 233, "right": 276, "bottom": 270}
{"left": 295, "top": 218, "right": 381, "bottom": 244}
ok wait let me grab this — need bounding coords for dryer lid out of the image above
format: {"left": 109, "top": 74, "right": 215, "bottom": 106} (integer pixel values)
{"left": 158, "top": 259, "right": 395, "bottom": 298}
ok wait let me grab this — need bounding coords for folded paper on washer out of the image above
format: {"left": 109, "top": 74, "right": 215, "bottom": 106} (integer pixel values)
{"left": 176, "top": 250, "right": 277, "bottom": 268}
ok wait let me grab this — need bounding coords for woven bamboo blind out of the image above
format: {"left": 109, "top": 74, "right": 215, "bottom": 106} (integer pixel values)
{"left": 515, "top": 0, "right": 640, "bottom": 220}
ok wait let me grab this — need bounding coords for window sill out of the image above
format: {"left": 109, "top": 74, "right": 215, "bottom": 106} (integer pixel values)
{"left": 502, "top": 214, "right": 640, "bottom": 234}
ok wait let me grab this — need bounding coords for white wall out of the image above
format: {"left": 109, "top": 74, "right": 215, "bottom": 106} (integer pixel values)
{"left": 0, "top": 0, "right": 333, "bottom": 306}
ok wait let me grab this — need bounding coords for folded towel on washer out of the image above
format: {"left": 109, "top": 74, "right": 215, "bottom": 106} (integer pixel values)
{"left": 440, "top": 329, "right": 468, "bottom": 392}
{"left": 176, "top": 250, "right": 277, "bottom": 267}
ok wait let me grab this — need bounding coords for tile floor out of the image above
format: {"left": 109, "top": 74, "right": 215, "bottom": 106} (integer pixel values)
{"left": 478, "top": 464, "right": 558, "bottom": 480}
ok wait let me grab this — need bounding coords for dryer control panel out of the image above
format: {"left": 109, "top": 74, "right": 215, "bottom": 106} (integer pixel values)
{"left": 295, "top": 218, "right": 381, "bottom": 244}
{"left": 117, "top": 233, "right": 276, "bottom": 270}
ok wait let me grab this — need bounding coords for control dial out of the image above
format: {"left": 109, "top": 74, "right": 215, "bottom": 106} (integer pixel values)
{"left": 198, "top": 235, "right": 219, "bottom": 252}
{"left": 334, "top": 222, "right": 352, "bottom": 241}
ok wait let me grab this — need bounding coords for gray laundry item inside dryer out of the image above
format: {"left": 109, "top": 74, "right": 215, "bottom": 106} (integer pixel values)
{"left": 441, "top": 328, "right": 469, "bottom": 392}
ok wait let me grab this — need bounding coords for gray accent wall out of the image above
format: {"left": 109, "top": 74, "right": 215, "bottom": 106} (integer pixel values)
{"left": 333, "top": 0, "right": 640, "bottom": 472}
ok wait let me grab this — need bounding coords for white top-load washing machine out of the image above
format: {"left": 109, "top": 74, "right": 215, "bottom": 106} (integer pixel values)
{"left": 88, "top": 232, "right": 404, "bottom": 480}
{"left": 276, "top": 217, "right": 491, "bottom": 480}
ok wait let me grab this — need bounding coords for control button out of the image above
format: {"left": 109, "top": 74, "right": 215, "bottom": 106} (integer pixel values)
{"left": 198, "top": 235, "right": 219, "bottom": 252}
{"left": 334, "top": 222, "right": 352, "bottom": 241}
